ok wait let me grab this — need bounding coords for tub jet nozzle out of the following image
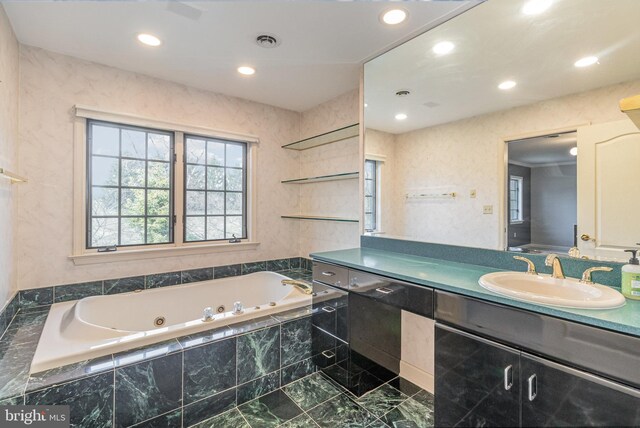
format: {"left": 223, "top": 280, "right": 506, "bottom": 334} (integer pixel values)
{"left": 232, "top": 301, "right": 244, "bottom": 315}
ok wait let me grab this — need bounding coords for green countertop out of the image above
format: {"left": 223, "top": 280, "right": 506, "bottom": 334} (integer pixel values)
{"left": 311, "top": 247, "right": 640, "bottom": 338}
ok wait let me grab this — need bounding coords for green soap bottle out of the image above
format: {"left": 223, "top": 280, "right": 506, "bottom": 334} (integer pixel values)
{"left": 622, "top": 249, "right": 640, "bottom": 300}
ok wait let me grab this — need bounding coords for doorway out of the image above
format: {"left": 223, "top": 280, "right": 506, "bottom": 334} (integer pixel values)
{"left": 506, "top": 131, "right": 577, "bottom": 254}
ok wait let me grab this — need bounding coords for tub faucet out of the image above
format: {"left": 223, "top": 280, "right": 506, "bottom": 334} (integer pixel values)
{"left": 281, "top": 279, "right": 313, "bottom": 295}
{"left": 202, "top": 307, "right": 214, "bottom": 321}
{"left": 545, "top": 254, "right": 565, "bottom": 279}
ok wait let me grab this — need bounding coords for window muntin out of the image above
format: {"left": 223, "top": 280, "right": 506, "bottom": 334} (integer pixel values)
{"left": 364, "top": 159, "right": 378, "bottom": 232}
{"left": 509, "top": 175, "right": 524, "bottom": 224}
{"left": 184, "top": 135, "right": 247, "bottom": 242}
{"left": 87, "top": 120, "right": 174, "bottom": 248}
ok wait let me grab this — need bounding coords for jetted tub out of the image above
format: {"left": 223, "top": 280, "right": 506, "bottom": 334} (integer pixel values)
{"left": 31, "top": 271, "right": 311, "bottom": 373}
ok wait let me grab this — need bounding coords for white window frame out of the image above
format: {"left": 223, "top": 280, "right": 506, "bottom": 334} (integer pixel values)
{"left": 509, "top": 175, "right": 524, "bottom": 224}
{"left": 71, "top": 106, "right": 260, "bottom": 265}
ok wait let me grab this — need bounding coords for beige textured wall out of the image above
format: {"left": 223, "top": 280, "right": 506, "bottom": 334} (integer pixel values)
{"left": 391, "top": 79, "right": 640, "bottom": 249}
{"left": 16, "top": 46, "right": 305, "bottom": 290}
{"left": 298, "top": 90, "right": 360, "bottom": 257}
{"left": 0, "top": 5, "right": 20, "bottom": 308}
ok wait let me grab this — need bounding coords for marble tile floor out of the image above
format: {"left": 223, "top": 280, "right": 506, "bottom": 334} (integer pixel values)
{"left": 191, "top": 372, "right": 434, "bottom": 428}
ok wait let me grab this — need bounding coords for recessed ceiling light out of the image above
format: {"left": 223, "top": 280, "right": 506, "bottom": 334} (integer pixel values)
{"left": 237, "top": 66, "right": 256, "bottom": 76}
{"left": 395, "top": 113, "right": 407, "bottom": 121}
{"left": 522, "top": 0, "right": 552, "bottom": 15}
{"left": 498, "top": 80, "right": 517, "bottom": 90}
{"left": 137, "top": 33, "right": 162, "bottom": 47}
{"left": 433, "top": 41, "right": 455, "bottom": 55}
{"left": 570, "top": 147, "right": 578, "bottom": 156}
{"left": 574, "top": 56, "right": 598, "bottom": 68}
{"left": 381, "top": 9, "right": 407, "bottom": 25}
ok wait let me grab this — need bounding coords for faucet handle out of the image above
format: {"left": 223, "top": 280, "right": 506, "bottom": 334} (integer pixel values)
{"left": 513, "top": 256, "right": 537, "bottom": 275}
{"left": 580, "top": 266, "right": 613, "bottom": 284}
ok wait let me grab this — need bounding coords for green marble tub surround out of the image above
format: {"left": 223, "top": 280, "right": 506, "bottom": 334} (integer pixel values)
{"left": 311, "top": 247, "right": 640, "bottom": 337}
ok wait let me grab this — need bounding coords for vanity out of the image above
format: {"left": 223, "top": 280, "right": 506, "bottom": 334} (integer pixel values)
{"left": 310, "top": 240, "right": 640, "bottom": 427}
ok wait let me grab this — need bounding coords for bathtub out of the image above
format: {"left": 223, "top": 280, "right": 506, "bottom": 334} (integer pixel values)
{"left": 31, "top": 271, "right": 311, "bottom": 373}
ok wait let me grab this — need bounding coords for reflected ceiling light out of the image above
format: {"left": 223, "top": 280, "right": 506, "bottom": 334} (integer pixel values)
{"left": 237, "top": 66, "right": 256, "bottom": 76}
{"left": 498, "top": 80, "right": 517, "bottom": 90}
{"left": 574, "top": 56, "right": 598, "bottom": 68}
{"left": 364, "top": 103, "right": 368, "bottom": 108}
{"left": 570, "top": 147, "right": 578, "bottom": 156}
{"left": 381, "top": 9, "right": 407, "bottom": 25}
{"left": 395, "top": 113, "right": 407, "bottom": 121}
{"left": 433, "top": 41, "right": 455, "bottom": 55}
{"left": 137, "top": 33, "right": 162, "bottom": 47}
{"left": 522, "top": 0, "right": 552, "bottom": 15}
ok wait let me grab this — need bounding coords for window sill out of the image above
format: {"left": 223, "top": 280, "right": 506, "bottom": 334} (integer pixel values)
{"left": 69, "top": 241, "right": 261, "bottom": 266}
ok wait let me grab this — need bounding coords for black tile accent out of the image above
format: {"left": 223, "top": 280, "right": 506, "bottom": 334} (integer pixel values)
{"left": 290, "top": 257, "right": 302, "bottom": 269}
{"left": 182, "top": 388, "right": 236, "bottom": 427}
{"left": 237, "top": 325, "right": 280, "bottom": 384}
{"left": 19, "top": 288, "right": 53, "bottom": 308}
{"left": 183, "top": 337, "right": 236, "bottom": 404}
{"left": 54, "top": 281, "right": 103, "bottom": 303}
{"left": 267, "top": 259, "right": 290, "bottom": 272}
{"left": 145, "top": 271, "right": 181, "bottom": 289}
{"left": 389, "top": 377, "right": 422, "bottom": 397}
{"left": 213, "top": 264, "right": 241, "bottom": 279}
{"left": 241, "top": 262, "right": 266, "bottom": 274}
{"left": 237, "top": 370, "right": 280, "bottom": 405}
{"left": 25, "top": 372, "right": 114, "bottom": 428}
{"left": 181, "top": 268, "right": 214, "bottom": 284}
{"left": 281, "top": 317, "right": 312, "bottom": 367}
{"left": 104, "top": 276, "right": 145, "bottom": 295}
{"left": 115, "top": 352, "right": 182, "bottom": 427}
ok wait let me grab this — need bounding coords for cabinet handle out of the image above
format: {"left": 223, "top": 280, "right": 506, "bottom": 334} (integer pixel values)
{"left": 527, "top": 374, "right": 537, "bottom": 401}
{"left": 321, "top": 271, "right": 336, "bottom": 277}
{"left": 376, "top": 287, "right": 394, "bottom": 294}
{"left": 504, "top": 365, "right": 513, "bottom": 391}
{"left": 321, "top": 306, "right": 336, "bottom": 313}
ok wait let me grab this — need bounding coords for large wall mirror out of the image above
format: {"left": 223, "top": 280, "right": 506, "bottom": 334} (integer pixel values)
{"left": 363, "top": 0, "right": 640, "bottom": 262}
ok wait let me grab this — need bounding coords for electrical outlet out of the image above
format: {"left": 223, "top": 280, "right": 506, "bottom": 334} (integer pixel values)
{"left": 483, "top": 205, "right": 493, "bottom": 214}
{"left": 470, "top": 189, "right": 477, "bottom": 198}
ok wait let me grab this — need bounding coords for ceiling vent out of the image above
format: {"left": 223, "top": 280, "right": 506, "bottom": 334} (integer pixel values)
{"left": 256, "top": 34, "right": 280, "bottom": 48}
{"left": 395, "top": 90, "right": 411, "bottom": 97}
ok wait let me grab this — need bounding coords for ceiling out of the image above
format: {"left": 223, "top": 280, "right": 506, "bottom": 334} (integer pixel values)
{"left": 2, "top": 1, "right": 476, "bottom": 112}
{"left": 508, "top": 132, "right": 577, "bottom": 166}
{"left": 365, "top": 0, "right": 640, "bottom": 134}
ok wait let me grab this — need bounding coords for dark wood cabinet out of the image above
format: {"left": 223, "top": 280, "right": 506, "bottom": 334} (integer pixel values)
{"left": 436, "top": 324, "right": 640, "bottom": 427}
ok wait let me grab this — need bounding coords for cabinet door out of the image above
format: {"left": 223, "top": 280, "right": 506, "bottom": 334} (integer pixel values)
{"left": 521, "top": 353, "right": 640, "bottom": 427}
{"left": 435, "top": 325, "right": 520, "bottom": 427}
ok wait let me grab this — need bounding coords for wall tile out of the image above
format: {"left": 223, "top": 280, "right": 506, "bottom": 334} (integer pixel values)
{"left": 241, "top": 262, "right": 266, "bottom": 274}
{"left": 213, "top": 264, "right": 241, "bottom": 279}
{"left": 237, "top": 370, "right": 280, "bottom": 405}
{"left": 267, "top": 259, "right": 290, "bottom": 272}
{"left": 182, "top": 388, "right": 236, "bottom": 427}
{"left": 27, "top": 355, "right": 114, "bottom": 392}
{"left": 181, "top": 268, "right": 213, "bottom": 284}
{"left": 237, "top": 325, "right": 280, "bottom": 384}
{"left": 132, "top": 409, "right": 182, "bottom": 428}
{"left": 178, "top": 326, "right": 234, "bottom": 350}
{"left": 290, "top": 257, "right": 302, "bottom": 269}
{"left": 281, "top": 317, "right": 312, "bottom": 366}
{"left": 19, "top": 288, "right": 53, "bottom": 308}
{"left": 281, "top": 358, "right": 316, "bottom": 386}
{"left": 25, "top": 372, "right": 114, "bottom": 428}
{"left": 146, "top": 272, "right": 181, "bottom": 289}
{"left": 113, "top": 339, "right": 182, "bottom": 368}
{"left": 104, "top": 276, "right": 145, "bottom": 295}
{"left": 183, "top": 337, "right": 236, "bottom": 404}
{"left": 54, "top": 281, "right": 103, "bottom": 303}
{"left": 115, "top": 353, "right": 182, "bottom": 427}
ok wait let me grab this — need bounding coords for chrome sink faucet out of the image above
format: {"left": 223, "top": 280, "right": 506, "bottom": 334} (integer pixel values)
{"left": 545, "top": 254, "right": 565, "bottom": 279}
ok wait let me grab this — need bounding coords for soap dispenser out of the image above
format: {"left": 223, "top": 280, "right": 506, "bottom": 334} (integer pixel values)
{"left": 621, "top": 248, "right": 640, "bottom": 300}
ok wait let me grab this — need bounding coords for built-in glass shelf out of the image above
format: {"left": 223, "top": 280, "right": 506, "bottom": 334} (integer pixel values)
{"left": 281, "top": 215, "right": 359, "bottom": 223}
{"left": 281, "top": 172, "right": 359, "bottom": 184}
{"left": 282, "top": 124, "right": 359, "bottom": 151}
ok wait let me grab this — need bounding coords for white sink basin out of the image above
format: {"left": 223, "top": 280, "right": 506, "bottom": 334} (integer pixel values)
{"left": 478, "top": 272, "right": 626, "bottom": 309}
